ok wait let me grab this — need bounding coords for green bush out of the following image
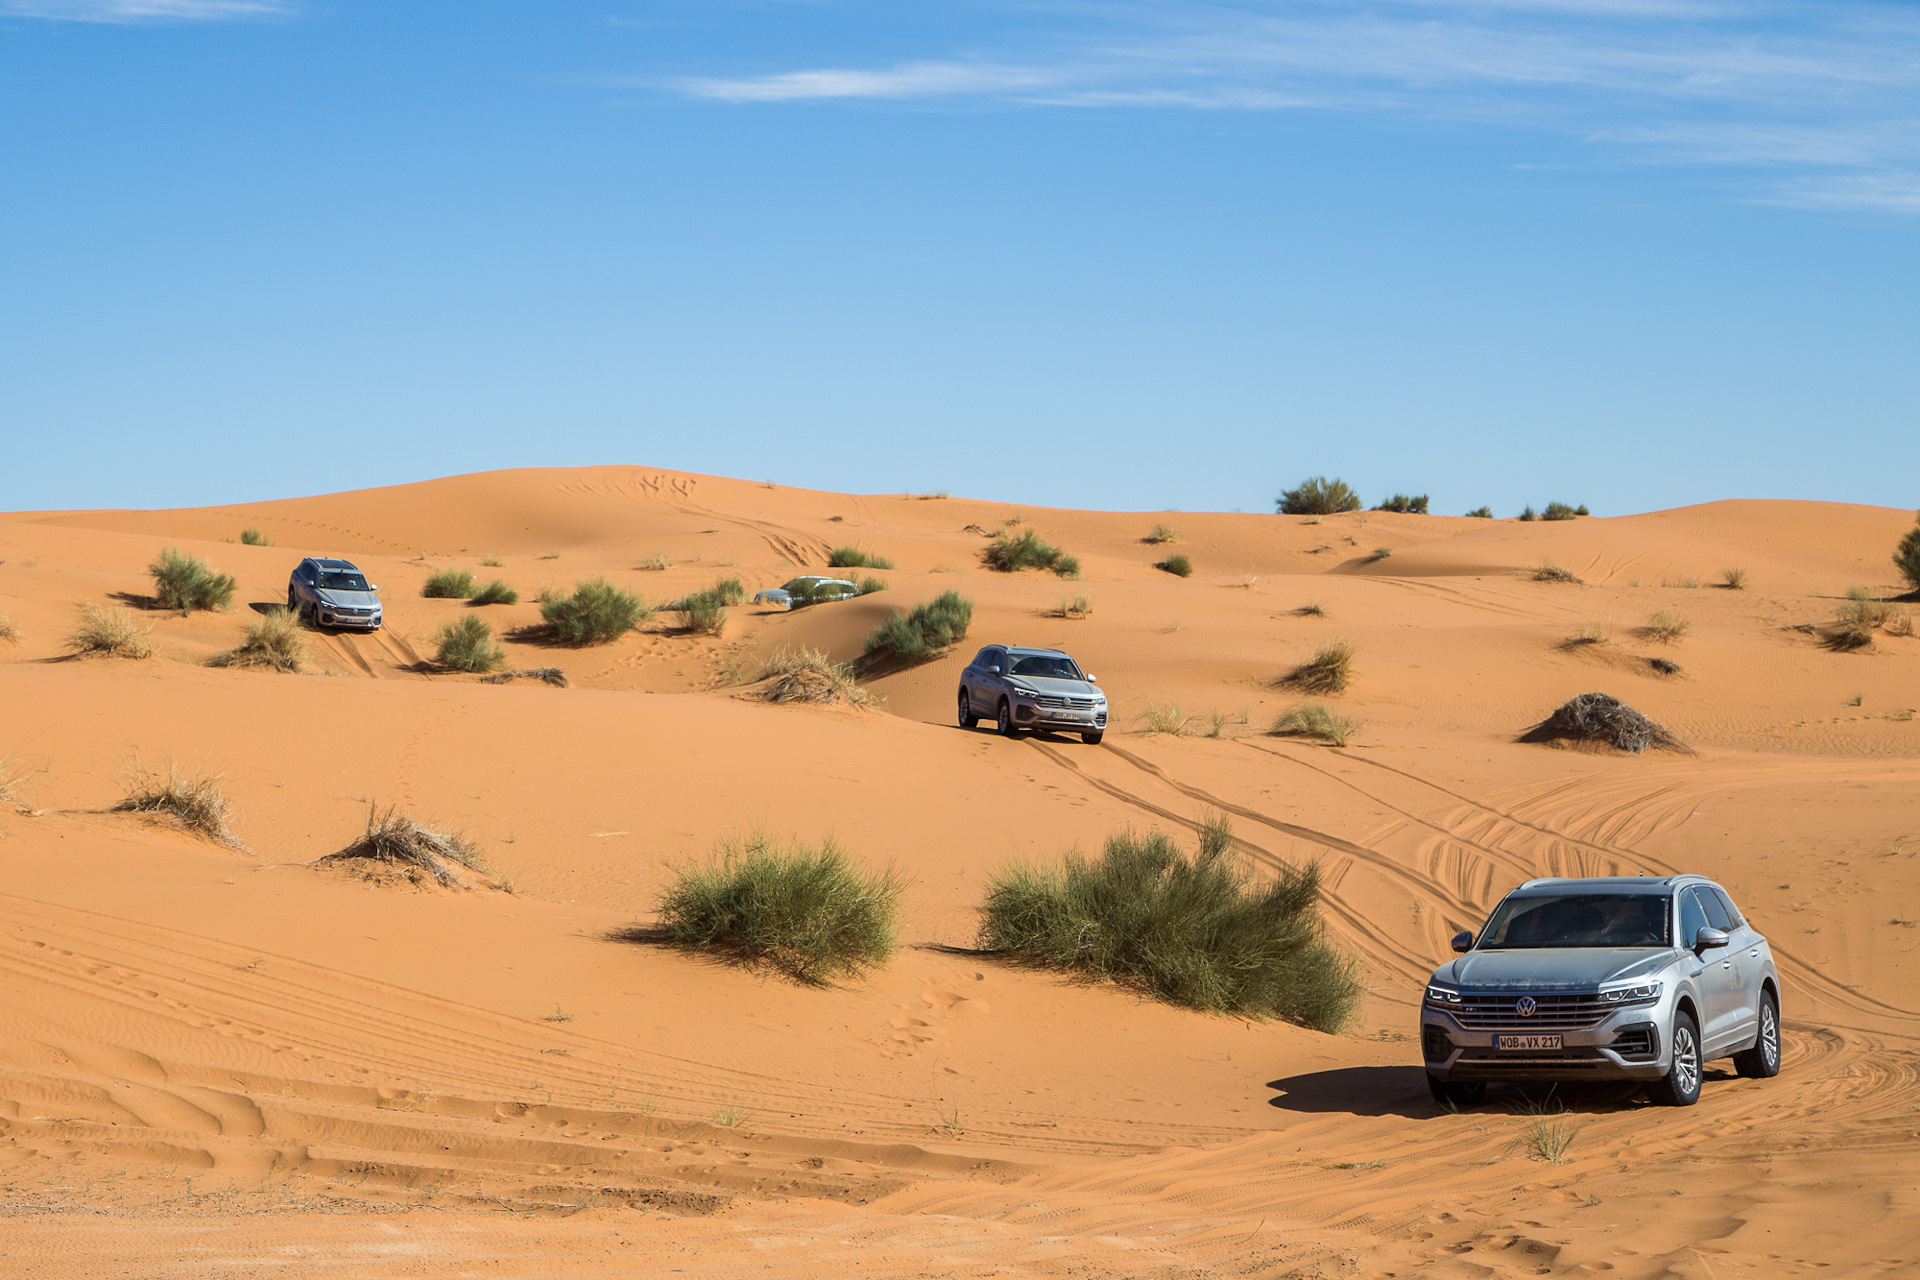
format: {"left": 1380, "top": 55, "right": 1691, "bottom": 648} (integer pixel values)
{"left": 1278, "top": 477, "right": 1362, "bottom": 516}
{"left": 540, "top": 577, "right": 651, "bottom": 644}
{"left": 1543, "top": 502, "right": 1581, "bottom": 521}
{"left": 712, "top": 576, "right": 746, "bottom": 606}
{"left": 1895, "top": 513, "right": 1920, "bottom": 593}
{"left": 976, "top": 817, "right": 1361, "bottom": 1032}
{"left": 656, "top": 834, "right": 902, "bottom": 985}
{"left": 423, "top": 569, "right": 477, "bottom": 599}
{"left": 1157, "top": 554, "right": 1193, "bottom": 578}
{"left": 983, "top": 529, "right": 1078, "bottom": 577}
{"left": 1519, "top": 506, "right": 1539, "bottom": 522}
{"left": 435, "top": 614, "right": 505, "bottom": 673}
{"left": 827, "top": 547, "right": 895, "bottom": 570}
{"left": 149, "top": 548, "right": 236, "bottom": 614}
{"left": 1465, "top": 506, "right": 1493, "bottom": 518}
{"left": 858, "top": 576, "right": 888, "bottom": 595}
{"left": 239, "top": 528, "right": 272, "bottom": 546}
{"left": 863, "top": 590, "right": 973, "bottom": 661}
{"left": 210, "top": 607, "right": 307, "bottom": 672}
{"left": 469, "top": 579, "right": 519, "bottom": 606}
{"left": 1373, "top": 494, "right": 1429, "bottom": 514}
{"left": 1269, "top": 703, "right": 1360, "bottom": 747}
{"left": 677, "top": 590, "right": 728, "bottom": 636}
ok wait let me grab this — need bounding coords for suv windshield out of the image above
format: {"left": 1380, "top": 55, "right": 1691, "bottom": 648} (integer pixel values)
{"left": 318, "top": 570, "right": 370, "bottom": 591}
{"left": 1009, "top": 654, "right": 1081, "bottom": 680}
{"left": 1478, "top": 893, "right": 1671, "bottom": 949}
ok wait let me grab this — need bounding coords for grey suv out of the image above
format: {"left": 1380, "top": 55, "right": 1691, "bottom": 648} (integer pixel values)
{"left": 958, "top": 646, "right": 1108, "bottom": 744}
{"left": 287, "top": 557, "right": 383, "bottom": 631}
{"left": 1421, "top": 875, "right": 1780, "bottom": 1107}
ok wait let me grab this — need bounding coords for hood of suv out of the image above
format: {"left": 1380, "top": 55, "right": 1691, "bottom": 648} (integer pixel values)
{"left": 317, "top": 589, "right": 381, "bottom": 609}
{"left": 1438, "top": 947, "right": 1674, "bottom": 990}
{"left": 1009, "top": 676, "right": 1101, "bottom": 698}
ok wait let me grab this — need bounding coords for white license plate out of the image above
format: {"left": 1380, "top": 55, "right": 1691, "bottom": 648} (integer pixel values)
{"left": 1497, "top": 1034, "right": 1563, "bottom": 1051}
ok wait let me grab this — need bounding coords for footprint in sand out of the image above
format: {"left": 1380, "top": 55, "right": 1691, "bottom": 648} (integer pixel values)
{"left": 878, "top": 985, "right": 993, "bottom": 1058}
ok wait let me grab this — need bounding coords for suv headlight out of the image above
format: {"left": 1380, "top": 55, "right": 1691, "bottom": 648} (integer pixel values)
{"left": 1600, "top": 981, "right": 1662, "bottom": 1006}
{"left": 1425, "top": 985, "right": 1463, "bottom": 1006}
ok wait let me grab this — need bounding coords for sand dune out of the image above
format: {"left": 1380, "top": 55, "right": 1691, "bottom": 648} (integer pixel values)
{"left": 2, "top": 466, "right": 1916, "bottom": 1278}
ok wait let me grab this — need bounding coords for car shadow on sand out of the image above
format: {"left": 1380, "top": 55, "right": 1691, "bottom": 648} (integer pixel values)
{"left": 1266, "top": 1066, "right": 1683, "bottom": 1118}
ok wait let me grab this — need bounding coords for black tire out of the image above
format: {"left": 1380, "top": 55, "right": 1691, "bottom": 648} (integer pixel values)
{"left": 957, "top": 688, "right": 978, "bottom": 729}
{"left": 1427, "top": 1074, "right": 1485, "bottom": 1108}
{"left": 1081, "top": 730, "right": 1104, "bottom": 745}
{"left": 1647, "top": 1009, "right": 1704, "bottom": 1106}
{"left": 286, "top": 589, "right": 297, "bottom": 611}
{"left": 996, "top": 700, "right": 1018, "bottom": 737}
{"left": 1733, "top": 991, "right": 1782, "bottom": 1079}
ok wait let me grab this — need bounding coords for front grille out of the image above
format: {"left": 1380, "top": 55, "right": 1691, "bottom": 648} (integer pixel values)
{"left": 1035, "top": 695, "right": 1098, "bottom": 710}
{"left": 1452, "top": 991, "right": 1613, "bottom": 1031}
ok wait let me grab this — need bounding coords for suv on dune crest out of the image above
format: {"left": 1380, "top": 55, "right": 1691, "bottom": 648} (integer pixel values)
{"left": 287, "top": 557, "right": 383, "bottom": 631}
{"left": 1421, "top": 875, "right": 1780, "bottom": 1107}
{"left": 958, "top": 645, "right": 1108, "bottom": 744}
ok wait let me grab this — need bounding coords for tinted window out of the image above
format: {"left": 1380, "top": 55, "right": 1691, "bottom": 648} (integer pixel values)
{"left": 1698, "top": 888, "right": 1735, "bottom": 931}
{"left": 1679, "top": 888, "right": 1712, "bottom": 945}
{"left": 318, "top": 571, "right": 369, "bottom": 591}
{"left": 1009, "top": 654, "right": 1082, "bottom": 679}
{"left": 986, "top": 650, "right": 1006, "bottom": 674}
{"left": 1708, "top": 886, "right": 1743, "bottom": 928}
{"left": 1479, "top": 893, "right": 1671, "bottom": 948}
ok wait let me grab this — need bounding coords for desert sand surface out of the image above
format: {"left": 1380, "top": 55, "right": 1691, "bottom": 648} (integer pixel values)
{"left": 1, "top": 465, "right": 1916, "bottom": 1279}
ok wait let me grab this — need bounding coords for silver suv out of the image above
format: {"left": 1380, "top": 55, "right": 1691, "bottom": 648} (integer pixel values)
{"left": 958, "top": 646, "right": 1108, "bottom": 744}
{"left": 1421, "top": 875, "right": 1780, "bottom": 1107}
{"left": 287, "top": 557, "right": 383, "bottom": 631}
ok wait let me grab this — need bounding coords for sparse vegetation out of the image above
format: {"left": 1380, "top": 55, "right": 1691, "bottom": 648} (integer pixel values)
{"left": 1519, "top": 506, "right": 1538, "bottom": 522}
{"left": 1138, "top": 703, "right": 1191, "bottom": 736}
{"left": 677, "top": 591, "right": 728, "bottom": 636}
{"left": 1521, "top": 692, "right": 1689, "bottom": 755}
{"left": 540, "top": 578, "right": 651, "bottom": 644}
{"left": 984, "top": 529, "right": 1079, "bottom": 577}
{"left": 1642, "top": 610, "right": 1691, "bottom": 644}
{"left": 1533, "top": 562, "right": 1580, "bottom": 584}
{"left": 712, "top": 577, "right": 745, "bottom": 606}
{"left": 1157, "top": 554, "right": 1193, "bottom": 578}
{"left": 478, "top": 667, "right": 568, "bottom": 687}
{"left": 239, "top": 528, "right": 272, "bottom": 546}
{"left": 1202, "top": 711, "right": 1239, "bottom": 739}
{"left": 423, "top": 569, "right": 478, "bottom": 599}
{"left": 1369, "top": 546, "right": 1393, "bottom": 561}
{"left": 1565, "top": 621, "right": 1610, "bottom": 647}
{"left": 1373, "top": 494, "right": 1429, "bottom": 514}
{"left": 1292, "top": 601, "right": 1327, "bottom": 618}
{"left": 1521, "top": 1112, "right": 1579, "bottom": 1163}
{"left": 1465, "top": 506, "right": 1493, "bottom": 519}
{"left": 1054, "top": 594, "right": 1094, "bottom": 619}
{"left": 827, "top": 547, "right": 895, "bottom": 570}
{"left": 313, "top": 806, "right": 505, "bottom": 891}
{"left": 0, "top": 614, "right": 18, "bottom": 643}
{"left": 481, "top": 554, "right": 505, "bottom": 567}
{"left": 435, "top": 615, "right": 506, "bottom": 673}
{"left": 655, "top": 833, "right": 902, "bottom": 985}
{"left": 1720, "top": 567, "right": 1748, "bottom": 590}
{"left": 111, "top": 761, "right": 238, "bottom": 846}
{"left": 1542, "top": 502, "right": 1583, "bottom": 521}
{"left": 1143, "top": 522, "right": 1179, "bottom": 545}
{"left": 149, "top": 547, "right": 236, "bottom": 614}
{"left": 862, "top": 591, "right": 973, "bottom": 662}
{"left": 976, "top": 816, "right": 1362, "bottom": 1032}
{"left": 1896, "top": 513, "right": 1920, "bottom": 594}
{"left": 470, "top": 580, "right": 519, "bottom": 606}
{"left": 210, "top": 607, "right": 307, "bottom": 672}
{"left": 64, "top": 602, "right": 156, "bottom": 659}
{"left": 1279, "top": 477, "right": 1362, "bottom": 516}
{"left": 1270, "top": 704, "right": 1360, "bottom": 747}
{"left": 638, "top": 554, "right": 672, "bottom": 571}
{"left": 1827, "top": 592, "right": 1897, "bottom": 651}
{"left": 1281, "top": 640, "right": 1355, "bottom": 694}
{"left": 858, "top": 576, "right": 888, "bottom": 595}
{"left": 759, "top": 646, "right": 874, "bottom": 707}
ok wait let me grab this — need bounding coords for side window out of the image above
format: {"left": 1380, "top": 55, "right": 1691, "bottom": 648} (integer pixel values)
{"left": 1678, "top": 888, "right": 1712, "bottom": 945}
{"left": 971, "top": 648, "right": 993, "bottom": 670}
{"left": 1706, "top": 887, "right": 1742, "bottom": 929}
{"left": 986, "top": 650, "right": 1006, "bottom": 675}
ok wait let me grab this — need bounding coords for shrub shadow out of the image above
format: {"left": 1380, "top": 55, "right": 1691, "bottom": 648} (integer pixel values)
{"left": 107, "top": 590, "right": 161, "bottom": 611}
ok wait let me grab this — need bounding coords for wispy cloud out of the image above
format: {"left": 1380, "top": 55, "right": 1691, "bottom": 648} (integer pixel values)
{"left": 669, "top": 1, "right": 1920, "bottom": 211}
{"left": 1, "top": 0, "right": 288, "bottom": 20}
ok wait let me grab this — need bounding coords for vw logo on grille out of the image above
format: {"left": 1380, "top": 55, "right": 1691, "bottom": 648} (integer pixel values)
{"left": 1515, "top": 996, "right": 1538, "bottom": 1018}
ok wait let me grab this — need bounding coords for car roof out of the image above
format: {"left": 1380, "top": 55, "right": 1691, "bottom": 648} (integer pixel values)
{"left": 304, "top": 557, "right": 360, "bottom": 570}
{"left": 1510, "top": 875, "right": 1710, "bottom": 895}
{"left": 1002, "top": 646, "right": 1071, "bottom": 657}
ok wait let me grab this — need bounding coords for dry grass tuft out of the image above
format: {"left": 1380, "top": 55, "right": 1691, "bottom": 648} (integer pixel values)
{"left": 0, "top": 756, "right": 31, "bottom": 805}
{"left": 1521, "top": 1114, "right": 1579, "bottom": 1163}
{"left": 0, "top": 613, "right": 19, "bottom": 643}
{"left": 1281, "top": 640, "right": 1354, "bottom": 694}
{"left": 1292, "top": 601, "right": 1327, "bottom": 618}
{"left": 1143, "top": 522, "right": 1179, "bottom": 545}
{"left": 209, "top": 607, "right": 307, "bottom": 672}
{"left": 111, "top": 762, "right": 240, "bottom": 846}
{"left": 1269, "top": 704, "right": 1361, "bottom": 747}
{"left": 65, "top": 602, "right": 157, "bottom": 659}
{"left": 1138, "top": 702, "right": 1192, "bottom": 736}
{"left": 1641, "top": 610, "right": 1690, "bottom": 644}
{"left": 1052, "top": 594, "right": 1094, "bottom": 619}
{"left": 638, "top": 554, "right": 673, "bottom": 571}
{"left": 1720, "top": 567, "right": 1747, "bottom": 590}
{"left": 759, "top": 647, "right": 874, "bottom": 707}
{"left": 1560, "top": 621, "right": 1610, "bottom": 648}
{"left": 1532, "top": 562, "right": 1581, "bottom": 584}
{"left": 477, "top": 667, "right": 570, "bottom": 687}
{"left": 313, "top": 806, "right": 507, "bottom": 891}
{"left": 1520, "top": 692, "right": 1689, "bottom": 755}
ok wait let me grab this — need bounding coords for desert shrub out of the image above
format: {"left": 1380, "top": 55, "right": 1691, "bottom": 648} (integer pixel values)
{"left": 655, "top": 833, "right": 901, "bottom": 984}
{"left": 1519, "top": 506, "right": 1538, "bottom": 522}
{"left": 314, "top": 806, "right": 504, "bottom": 890}
{"left": 112, "top": 762, "right": 238, "bottom": 845}
{"left": 1143, "top": 522, "right": 1179, "bottom": 544}
{"left": 1278, "top": 477, "right": 1362, "bottom": 516}
{"left": 1720, "top": 568, "right": 1748, "bottom": 590}
{"left": 638, "top": 553, "right": 672, "bottom": 571}
{"left": 470, "top": 579, "right": 519, "bottom": 606}
{"left": 1292, "top": 601, "right": 1327, "bottom": 618}
{"left": 1564, "top": 621, "right": 1610, "bottom": 647}
{"left": 1373, "top": 494, "right": 1429, "bottom": 514}
{"left": 1896, "top": 516, "right": 1920, "bottom": 593}
{"left": 1533, "top": 562, "right": 1580, "bottom": 583}
{"left": 1202, "top": 711, "right": 1239, "bottom": 739}
{"left": 1282, "top": 640, "right": 1354, "bottom": 694}
{"left": 1370, "top": 546, "right": 1393, "bottom": 561}
{"left": 423, "top": 569, "right": 478, "bottom": 599}
{"left": 1827, "top": 594, "right": 1895, "bottom": 650}
{"left": 1543, "top": 502, "right": 1581, "bottom": 521}
{"left": 858, "top": 576, "right": 888, "bottom": 595}
{"left": 976, "top": 816, "right": 1361, "bottom": 1032}
{"left": 1139, "top": 703, "right": 1191, "bottom": 736}
{"left": 541, "top": 577, "right": 651, "bottom": 644}
{"left": 239, "top": 528, "right": 271, "bottom": 546}
{"left": 478, "top": 667, "right": 568, "bottom": 687}
{"left": 65, "top": 602, "right": 156, "bottom": 659}
{"left": 481, "top": 554, "right": 505, "bottom": 567}
{"left": 760, "top": 646, "right": 873, "bottom": 707}
{"left": 827, "top": 547, "right": 895, "bottom": 570}
{"left": 676, "top": 590, "right": 729, "bottom": 636}
{"left": 1270, "top": 704, "right": 1360, "bottom": 747}
{"left": 0, "top": 614, "right": 17, "bottom": 643}
{"left": 984, "top": 529, "right": 1077, "bottom": 577}
{"left": 863, "top": 591, "right": 973, "bottom": 661}
{"left": 1158, "top": 554, "right": 1193, "bottom": 578}
{"left": 1520, "top": 692, "right": 1688, "bottom": 754}
{"left": 210, "top": 607, "right": 307, "bottom": 672}
{"left": 711, "top": 576, "right": 746, "bottom": 606}
{"left": 1642, "top": 610, "right": 1690, "bottom": 644}
{"left": 435, "top": 615, "right": 505, "bottom": 672}
{"left": 1465, "top": 506, "right": 1493, "bottom": 519}
{"left": 149, "top": 548, "right": 236, "bottom": 614}
{"left": 1055, "top": 594, "right": 1094, "bottom": 619}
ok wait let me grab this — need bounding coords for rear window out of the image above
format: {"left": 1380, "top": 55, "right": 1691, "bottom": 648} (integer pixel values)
{"left": 1479, "top": 893, "right": 1671, "bottom": 949}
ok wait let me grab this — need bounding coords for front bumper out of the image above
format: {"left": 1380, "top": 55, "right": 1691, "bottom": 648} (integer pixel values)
{"left": 1011, "top": 700, "right": 1107, "bottom": 731}
{"left": 1420, "top": 1004, "right": 1670, "bottom": 1082}
{"left": 317, "top": 610, "right": 382, "bottom": 630}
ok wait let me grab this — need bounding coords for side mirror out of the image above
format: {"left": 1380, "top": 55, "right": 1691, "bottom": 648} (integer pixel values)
{"left": 1450, "top": 931, "right": 1474, "bottom": 953}
{"left": 1694, "top": 926, "right": 1730, "bottom": 953}
{"left": 370, "top": 584, "right": 381, "bottom": 592}
{"left": 1086, "top": 674, "right": 1097, "bottom": 683}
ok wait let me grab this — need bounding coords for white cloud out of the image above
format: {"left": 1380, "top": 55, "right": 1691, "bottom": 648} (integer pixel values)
{"left": 1, "top": 0, "right": 288, "bottom": 20}
{"left": 683, "top": 61, "right": 1064, "bottom": 104}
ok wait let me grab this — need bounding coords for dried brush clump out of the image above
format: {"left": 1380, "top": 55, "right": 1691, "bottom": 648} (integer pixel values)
{"left": 759, "top": 646, "right": 874, "bottom": 707}
{"left": 1281, "top": 640, "right": 1354, "bottom": 694}
{"left": 1143, "top": 522, "right": 1179, "bottom": 545}
{"left": 209, "top": 607, "right": 307, "bottom": 672}
{"left": 1641, "top": 610, "right": 1691, "bottom": 644}
{"left": 0, "top": 614, "right": 19, "bottom": 644}
{"left": 1138, "top": 702, "right": 1192, "bottom": 736}
{"left": 1269, "top": 703, "right": 1361, "bottom": 747}
{"left": 111, "top": 762, "right": 240, "bottom": 846}
{"left": 1053, "top": 594, "right": 1094, "bottom": 619}
{"left": 313, "top": 807, "right": 507, "bottom": 891}
{"left": 1520, "top": 692, "right": 1689, "bottom": 755}
{"left": 64, "top": 602, "right": 157, "bottom": 659}
{"left": 1532, "top": 562, "right": 1581, "bottom": 584}
{"left": 478, "top": 667, "right": 569, "bottom": 687}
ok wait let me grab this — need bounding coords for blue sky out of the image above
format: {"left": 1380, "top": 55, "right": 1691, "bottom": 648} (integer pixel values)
{"left": 2, "top": 1, "right": 1915, "bottom": 516}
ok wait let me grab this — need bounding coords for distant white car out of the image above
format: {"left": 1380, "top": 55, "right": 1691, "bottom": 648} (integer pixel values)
{"left": 753, "top": 576, "right": 862, "bottom": 610}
